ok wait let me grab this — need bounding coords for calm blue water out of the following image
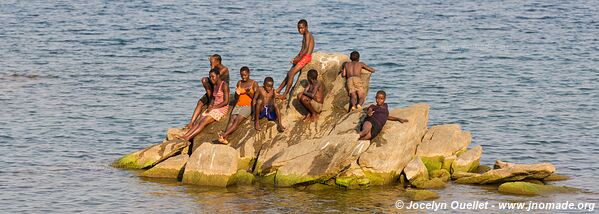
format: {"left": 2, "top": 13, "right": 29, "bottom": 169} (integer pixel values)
{"left": 1, "top": 0, "right": 598, "bottom": 213}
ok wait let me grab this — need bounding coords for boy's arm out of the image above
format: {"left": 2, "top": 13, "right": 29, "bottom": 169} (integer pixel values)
{"left": 361, "top": 62, "right": 375, "bottom": 73}
{"left": 342, "top": 66, "right": 347, "bottom": 77}
{"left": 388, "top": 115, "right": 409, "bottom": 123}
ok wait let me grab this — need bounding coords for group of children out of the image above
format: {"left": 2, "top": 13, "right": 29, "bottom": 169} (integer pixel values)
{"left": 177, "top": 19, "right": 408, "bottom": 145}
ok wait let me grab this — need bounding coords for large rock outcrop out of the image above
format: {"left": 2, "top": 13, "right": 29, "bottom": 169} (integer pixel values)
{"left": 113, "top": 51, "right": 572, "bottom": 196}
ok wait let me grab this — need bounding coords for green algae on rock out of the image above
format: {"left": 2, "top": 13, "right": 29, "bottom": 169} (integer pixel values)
{"left": 112, "top": 139, "right": 189, "bottom": 169}
{"left": 498, "top": 182, "right": 579, "bottom": 196}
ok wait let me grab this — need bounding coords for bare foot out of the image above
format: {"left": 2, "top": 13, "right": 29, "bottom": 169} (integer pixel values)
{"left": 175, "top": 135, "right": 188, "bottom": 141}
{"left": 303, "top": 114, "right": 311, "bottom": 122}
{"left": 277, "top": 124, "right": 286, "bottom": 132}
{"left": 217, "top": 135, "right": 229, "bottom": 145}
{"left": 356, "top": 104, "right": 362, "bottom": 110}
{"left": 351, "top": 106, "right": 357, "bottom": 112}
{"left": 254, "top": 121, "right": 261, "bottom": 131}
{"left": 276, "top": 93, "right": 287, "bottom": 100}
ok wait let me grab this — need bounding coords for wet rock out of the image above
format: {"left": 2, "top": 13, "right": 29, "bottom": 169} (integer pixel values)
{"left": 451, "top": 145, "right": 482, "bottom": 173}
{"left": 411, "top": 178, "right": 446, "bottom": 189}
{"left": 231, "top": 170, "right": 255, "bottom": 185}
{"left": 402, "top": 189, "right": 439, "bottom": 201}
{"left": 140, "top": 153, "right": 189, "bottom": 179}
{"left": 543, "top": 174, "right": 570, "bottom": 182}
{"left": 456, "top": 162, "right": 555, "bottom": 184}
{"left": 359, "top": 104, "right": 430, "bottom": 185}
{"left": 430, "top": 169, "right": 451, "bottom": 182}
{"left": 182, "top": 143, "right": 240, "bottom": 187}
{"left": 494, "top": 160, "right": 515, "bottom": 169}
{"left": 498, "top": 182, "right": 579, "bottom": 196}
{"left": 335, "top": 161, "right": 370, "bottom": 189}
{"left": 112, "top": 139, "right": 189, "bottom": 169}
{"left": 404, "top": 157, "right": 429, "bottom": 181}
{"left": 476, "top": 165, "right": 492, "bottom": 174}
{"left": 416, "top": 124, "right": 471, "bottom": 172}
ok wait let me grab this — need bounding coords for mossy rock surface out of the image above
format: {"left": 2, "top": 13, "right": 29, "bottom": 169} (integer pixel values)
{"left": 498, "top": 182, "right": 579, "bottom": 196}
{"left": 543, "top": 174, "right": 570, "bottom": 182}
{"left": 411, "top": 178, "right": 446, "bottom": 189}
{"left": 231, "top": 170, "right": 255, "bottom": 185}
{"left": 420, "top": 156, "right": 444, "bottom": 172}
{"left": 363, "top": 171, "right": 397, "bottom": 186}
{"left": 430, "top": 169, "right": 450, "bottom": 182}
{"left": 335, "top": 176, "right": 370, "bottom": 189}
{"left": 403, "top": 189, "right": 439, "bottom": 201}
{"left": 182, "top": 171, "right": 236, "bottom": 187}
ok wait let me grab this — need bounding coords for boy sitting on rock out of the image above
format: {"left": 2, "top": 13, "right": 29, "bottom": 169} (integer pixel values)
{"left": 297, "top": 69, "right": 324, "bottom": 122}
{"left": 342, "top": 51, "right": 375, "bottom": 112}
{"left": 359, "top": 90, "right": 409, "bottom": 140}
{"left": 254, "top": 77, "right": 286, "bottom": 132}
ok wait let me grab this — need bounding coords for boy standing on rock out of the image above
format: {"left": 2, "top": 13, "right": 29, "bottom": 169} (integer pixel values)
{"left": 359, "top": 91, "right": 408, "bottom": 140}
{"left": 297, "top": 69, "right": 324, "bottom": 122}
{"left": 255, "top": 77, "right": 286, "bottom": 132}
{"left": 342, "top": 51, "right": 375, "bottom": 112}
{"left": 276, "top": 19, "right": 315, "bottom": 100}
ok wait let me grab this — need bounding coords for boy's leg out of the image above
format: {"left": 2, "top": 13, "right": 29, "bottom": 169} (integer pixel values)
{"left": 357, "top": 89, "right": 366, "bottom": 108}
{"left": 349, "top": 91, "right": 357, "bottom": 112}
{"left": 254, "top": 99, "right": 264, "bottom": 130}
{"left": 202, "top": 77, "right": 213, "bottom": 98}
{"left": 187, "top": 94, "right": 208, "bottom": 128}
{"left": 359, "top": 121, "right": 373, "bottom": 140}
{"left": 297, "top": 93, "right": 312, "bottom": 120}
{"left": 278, "top": 65, "right": 302, "bottom": 99}
{"left": 273, "top": 105, "right": 286, "bottom": 132}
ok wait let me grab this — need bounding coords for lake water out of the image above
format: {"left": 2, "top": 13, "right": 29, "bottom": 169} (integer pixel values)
{"left": 1, "top": 0, "right": 598, "bottom": 213}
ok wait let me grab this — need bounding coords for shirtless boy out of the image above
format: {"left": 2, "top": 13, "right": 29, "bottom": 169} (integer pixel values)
{"left": 276, "top": 19, "right": 315, "bottom": 100}
{"left": 342, "top": 51, "right": 375, "bottom": 112}
{"left": 297, "top": 69, "right": 324, "bottom": 122}
{"left": 186, "top": 54, "right": 230, "bottom": 129}
{"left": 254, "top": 77, "right": 285, "bottom": 132}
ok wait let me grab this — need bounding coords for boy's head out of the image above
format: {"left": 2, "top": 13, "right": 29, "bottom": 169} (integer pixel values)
{"left": 297, "top": 19, "right": 308, "bottom": 34}
{"left": 307, "top": 69, "right": 318, "bottom": 82}
{"left": 375, "top": 90, "right": 386, "bottom": 106}
{"left": 263, "top": 77, "right": 274, "bottom": 92}
{"left": 240, "top": 66, "right": 250, "bottom": 81}
{"left": 350, "top": 51, "right": 360, "bottom": 62}
{"left": 209, "top": 54, "right": 222, "bottom": 66}
{"left": 209, "top": 68, "right": 221, "bottom": 84}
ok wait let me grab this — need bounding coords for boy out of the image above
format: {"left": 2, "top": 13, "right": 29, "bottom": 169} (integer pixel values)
{"left": 297, "top": 69, "right": 324, "bottom": 122}
{"left": 276, "top": 19, "right": 315, "bottom": 100}
{"left": 342, "top": 51, "right": 375, "bottom": 112}
{"left": 359, "top": 91, "right": 409, "bottom": 140}
{"left": 254, "top": 77, "right": 286, "bottom": 132}
{"left": 186, "top": 54, "right": 230, "bottom": 129}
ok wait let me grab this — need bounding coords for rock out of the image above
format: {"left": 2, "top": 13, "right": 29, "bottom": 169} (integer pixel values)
{"left": 476, "top": 165, "right": 492, "bottom": 174}
{"left": 404, "top": 157, "right": 429, "bottom": 181}
{"left": 358, "top": 104, "right": 430, "bottom": 185}
{"left": 411, "top": 178, "right": 447, "bottom": 189}
{"left": 335, "top": 161, "right": 370, "bottom": 189}
{"left": 494, "top": 160, "right": 514, "bottom": 169}
{"left": 544, "top": 174, "right": 570, "bottom": 182}
{"left": 456, "top": 162, "right": 555, "bottom": 184}
{"left": 140, "top": 153, "right": 189, "bottom": 179}
{"left": 522, "top": 179, "right": 544, "bottom": 185}
{"left": 451, "top": 171, "right": 478, "bottom": 180}
{"left": 441, "top": 155, "right": 456, "bottom": 172}
{"left": 231, "top": 170, "right": 255, "bottom": 185}
{"left": 430, "top": 169, "right": 451, "bottom": 182}
{"left": 112, "top": 139, "right": 189, "bottom": 169}
{"left": 498, "top": 182, "right": 579, "bottom": 196}
{"left": 402, "top": 189, "right": 439, "bottom": 201}
{"left": 416, "top": 124, "right": 472, "bottom": 172}
{"left": 264, "top": 133, "right": 370, "bottom": 187}
{"left": 451, "top": 145, "right": 482, "bottom": 173}
{"left": 182, "top": 143, "right": 240, "bottom": 187}
{"left": 166, "top": 127, "right": 187, "bottom": 141}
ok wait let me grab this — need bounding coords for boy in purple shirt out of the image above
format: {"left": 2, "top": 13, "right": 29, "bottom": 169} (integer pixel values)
{"left": 359, "top": 90, "right": 409, "bottom": 140}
